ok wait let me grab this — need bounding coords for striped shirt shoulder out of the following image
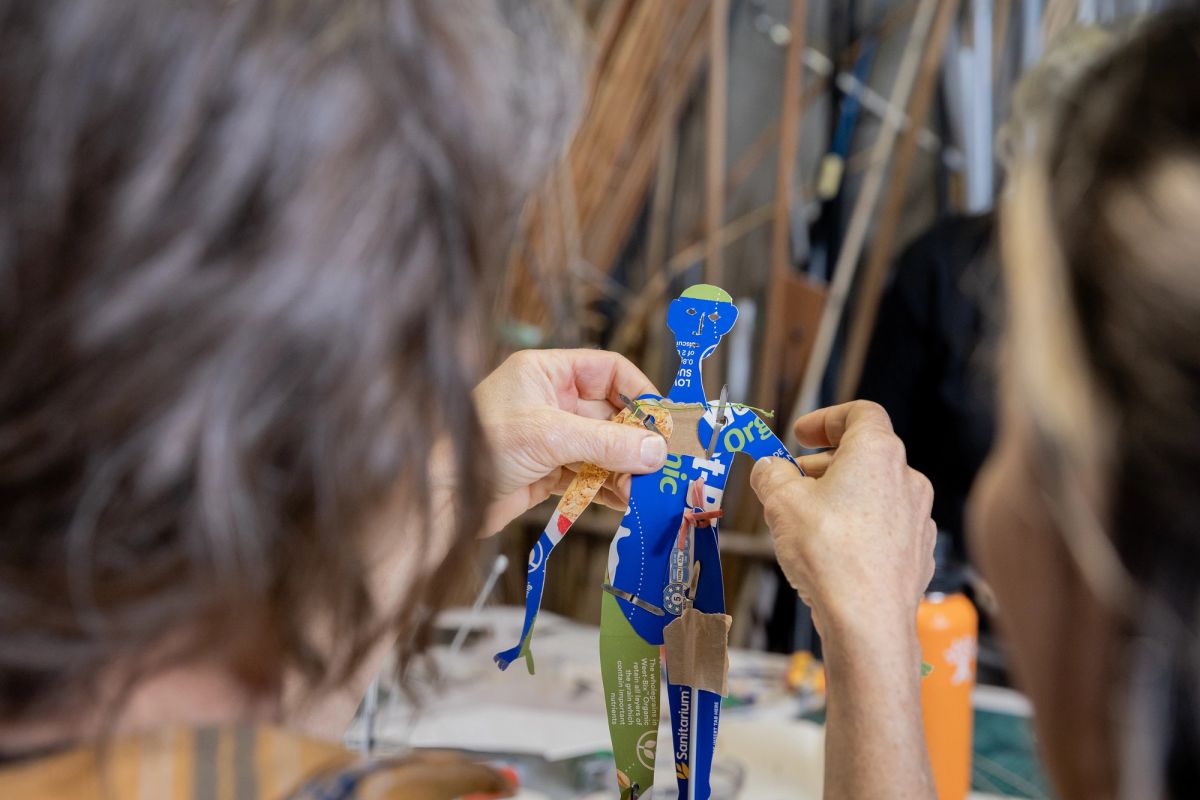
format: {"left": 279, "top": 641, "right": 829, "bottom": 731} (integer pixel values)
{"left": 0, "top": 724, "right": 510, "bottom": 800}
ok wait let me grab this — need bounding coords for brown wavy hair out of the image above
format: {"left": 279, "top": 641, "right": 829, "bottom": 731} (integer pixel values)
{"left": 0, "top": 0, "right": 583, "bottom": 724}
{"left": 1002, "top": 8, "right": 1200, "bottom": 795}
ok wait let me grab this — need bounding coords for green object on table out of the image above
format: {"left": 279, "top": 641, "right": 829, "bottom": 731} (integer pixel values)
{"left": 970, "top": 708, "right": 1053, "bottom": 798}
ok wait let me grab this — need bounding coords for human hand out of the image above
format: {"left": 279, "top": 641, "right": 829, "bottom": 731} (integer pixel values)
{"left": 471, "top": 349, "right": 667, "bottom": 533}
{"left": 750, "top": 401, "right": 936, "bottom": 645}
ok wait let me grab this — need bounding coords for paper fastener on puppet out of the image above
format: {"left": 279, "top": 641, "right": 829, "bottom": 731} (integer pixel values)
{"left": 493, "top": 284, "right": 803, "bottom": 800}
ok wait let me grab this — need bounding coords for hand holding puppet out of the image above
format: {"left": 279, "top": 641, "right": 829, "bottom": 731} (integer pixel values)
{"left": 495, "top": 284, "right": 802, "bottom": 800}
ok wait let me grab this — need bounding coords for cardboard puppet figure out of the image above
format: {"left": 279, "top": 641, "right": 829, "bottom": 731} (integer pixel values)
{"left": 495, "top": 284, "right": 801, "bottom": 799}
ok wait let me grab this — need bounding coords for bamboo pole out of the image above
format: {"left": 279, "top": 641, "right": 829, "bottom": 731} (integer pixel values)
{"left": 705, "top": 0, "right": 729, "bottom": 288}
{"left": 993, "top": 0, "right": 1012, "bottom": 77}
{"left": 835, "top": 0, "right": 962, "bottom": 402}
{"left": 787, "top": 0, "right": 942, "bottom": 448}
{"left": 755, "top": 0, "right": 808, "bottom": 411}
{"left": 644, "top": 129, "right": 679, "bottom": 295}
{"left": 603, "top": 0, "right": 934, "bottom": 351}
{"left": 578, "top": 0, "right": 709, "bottom": 280}
{"left": 505, "top": 0, "right": 710, "bottom": 332}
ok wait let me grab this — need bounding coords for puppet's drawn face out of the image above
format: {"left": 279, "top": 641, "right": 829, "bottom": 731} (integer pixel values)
{"left": 667, "top": 284, "right": 738, "bottom": 357}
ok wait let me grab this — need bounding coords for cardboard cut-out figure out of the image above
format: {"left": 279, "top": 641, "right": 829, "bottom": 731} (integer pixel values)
{"left": 495, "top": 284, "right": 800, "bottom": 799}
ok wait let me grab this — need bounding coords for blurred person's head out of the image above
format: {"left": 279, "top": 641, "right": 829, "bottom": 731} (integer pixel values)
{"left": 0, "top": 0, "right": 582, "bottom": 736}
{"left": 971, "top": 9, "right": 1200, "bottom": 798}
{"left": 994, "top": 25, "right": 1115, "bottom": 173}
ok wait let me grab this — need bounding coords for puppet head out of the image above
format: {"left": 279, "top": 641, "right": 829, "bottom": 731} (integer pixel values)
{"left": 667, "top": 284, "right": 738, "bottom": 359}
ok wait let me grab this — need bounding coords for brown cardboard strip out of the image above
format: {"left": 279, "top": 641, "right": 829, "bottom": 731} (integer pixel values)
{"left": 662, "top": 608, "right": 732, "bottom": 696}
{"left": 665, "top": 406, "right": 706, "bottom": 457}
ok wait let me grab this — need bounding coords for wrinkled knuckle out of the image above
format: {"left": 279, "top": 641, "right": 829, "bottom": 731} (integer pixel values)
{"left": 759, "top": 470, "right": 804, "bottom": 509}
{"left": 764, "top": 508, "right": 792, "bottom": 540}
{"left": 855, "top": 399, "right": 892, "bottom": 428}
{"left": 764, "top": 491, "right": 803, "bottom": 533}
{"left": 762, "top": 498, "right": 788, "bottom": 530}
{"left": 507, "top": 349, "right": 539, "bottom": 370}
{"left": 598, "top": 423, "right": 635, "bottom": 461}
{"left": 524, "top": 409, "right": 564, "bottom": 456}
{"left": 750, "top": 461, "right": 778, "bottom": 494}
{"left": 864, "top": 431, "right": 906, "bottom": 464}
{"left": 488, "top": 413, "right": 523, "bottom": 448}
{"left": 526, "top": 406, "right": 558, "bottom": 430}
{"left": 913, "top": 471, "right": 934, "bottom": 502}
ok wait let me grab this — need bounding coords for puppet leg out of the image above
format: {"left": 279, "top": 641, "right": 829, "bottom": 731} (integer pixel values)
{"left": 493, "top": 526, "right": 556, "bottom": 672}
{"left": 600, "top": 580, "right": 662, "bottom": 800}
{"left": 601, "top": 462, "right": 692, "bottom": 797}
{"left": 665, "top": 524, "right": 727, "bottom": 800}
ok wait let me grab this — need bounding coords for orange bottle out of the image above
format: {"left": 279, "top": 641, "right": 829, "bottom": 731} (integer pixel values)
{"left": 917, "top": 534, "right": 978, "bottom": 800}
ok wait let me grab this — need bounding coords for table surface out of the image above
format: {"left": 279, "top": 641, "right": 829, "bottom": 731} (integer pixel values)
{"left": 349, "top": 606, "right": 1043, "bottom": 800}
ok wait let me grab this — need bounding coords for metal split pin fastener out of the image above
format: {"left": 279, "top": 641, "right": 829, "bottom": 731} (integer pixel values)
{"left": 618, "top": 393, "right": 665, "bottom": 437}
{"left": 705, "top": 384, "right": 730, "bottom": 458}
{"left": 602, "top": 583, "right": 666, "bottom": 616}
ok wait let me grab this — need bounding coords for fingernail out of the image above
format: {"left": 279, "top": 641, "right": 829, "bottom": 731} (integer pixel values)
{"left": 640, "top": 435, "right": 668, "bottom": 469}
{"left": 750, "top": 457, "right": 776, "bottom": 487}
{"left": 754, "top": 457, "right": 778, "bottom": 472}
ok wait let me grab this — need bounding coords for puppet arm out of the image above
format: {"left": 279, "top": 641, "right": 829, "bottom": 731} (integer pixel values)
{"left": 494, "top": 461, "right": 611, "bottom": 672}
{"left": 731, "top": 411, "right": 806, "bottom": 472}
{"left": 495, "top": 404, "right": 673, "bottom": 672}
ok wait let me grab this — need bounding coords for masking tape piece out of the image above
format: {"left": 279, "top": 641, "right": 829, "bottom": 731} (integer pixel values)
{"left": 665, "top": 406, "right": 706, "bottom": 458}
{"left": 663, "top": 608, "right": 732, "bottom": 696}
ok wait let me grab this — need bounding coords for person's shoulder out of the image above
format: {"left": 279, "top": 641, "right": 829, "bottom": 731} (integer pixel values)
{"left": 0, "top": 723, "right": 510, "bottom": 800}
{"left": 142, "top": 725, "right": 512, "bottom": 800}
{"left": 287, "top": 745, "right": 512, "bottom": 800}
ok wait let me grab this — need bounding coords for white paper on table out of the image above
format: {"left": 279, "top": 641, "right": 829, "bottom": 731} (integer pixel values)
{"left": 403, "top": 704, "right": 613, "bottom": 762}
{"left": 706, "top": 718, "right": 825, "bottom": 799}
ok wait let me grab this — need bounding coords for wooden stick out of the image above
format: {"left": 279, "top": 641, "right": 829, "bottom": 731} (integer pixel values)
{"left": 644, "top": 128, "right": 679, "bottom": 296}
{"left": 705, "top": 0, "right": 729, "bottom": 288}
{"left": 727, "top": 78, "right": 829, "bottom": 193}
{"left": 835, "top": 0, "right": 962, "bottom": 403}
{"left": 668, "top": 204, "right": 774, "bottom": 275}
{"left": 755, "top": 0, "right": 808, "bottom": 411}
{"left": 588, "top": 0, "right": 636, "bottom": 93}
{"left": 787, "top": 0, "right": 942, "bottom": 447}
{"left": 604, "top": 0, "right": 916, "bottom": 341}
{"left": 993, "top": 0, "right": 1012, "bottom": 78}
{"left": 725, "top": 0, "right": 918, "bottom": 195}
{"left": 578, "top": 0, "right": 709, "bottom": 283}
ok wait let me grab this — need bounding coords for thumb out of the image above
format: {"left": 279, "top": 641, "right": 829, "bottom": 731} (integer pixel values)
{"left": 541, "top": 409, "right": 669, "bottom": 475}
{"left": 750, "top": 456, "right": 808, "bottom": 503}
